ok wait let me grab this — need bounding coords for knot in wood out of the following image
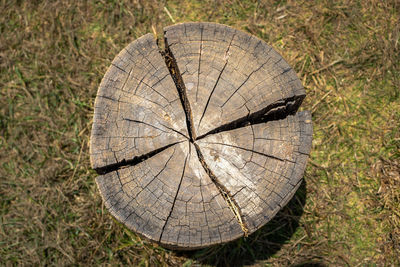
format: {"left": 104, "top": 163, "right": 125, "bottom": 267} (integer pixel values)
{"left": 90, "top": 22, "right": 313, "bottom": 250}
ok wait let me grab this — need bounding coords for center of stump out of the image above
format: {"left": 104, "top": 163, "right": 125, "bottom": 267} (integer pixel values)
{"left": 90, "top": 22, "right": 313, "bottom": 250}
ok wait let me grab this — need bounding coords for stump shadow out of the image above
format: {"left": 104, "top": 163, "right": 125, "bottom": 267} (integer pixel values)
{"left": 176, "top": 179, "right": 308, "bottom": 267}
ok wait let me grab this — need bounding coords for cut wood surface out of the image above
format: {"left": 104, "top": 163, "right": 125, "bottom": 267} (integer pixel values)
{"left": 90, "top": 33, "right": 188, "bottom": 171}
{"left": 90, "top": 22, "right": 313, "bottom": 249}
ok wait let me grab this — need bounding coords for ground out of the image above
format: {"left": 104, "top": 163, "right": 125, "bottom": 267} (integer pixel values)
{"left": 1, "top": 0, "right": 399, "bottom": 266}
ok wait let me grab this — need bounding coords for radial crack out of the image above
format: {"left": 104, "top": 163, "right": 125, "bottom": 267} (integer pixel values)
{"left": 221, "top": 53, "right": 272, "bottom": 108}
{"left": 197, "top": 61, "right": 228, "bottom": 131}
{"left": 198, "top": 32, "right": 236, "bottom": 131}
{"left": 158, "top": 34, "right": 197, "bottom": 141}
{"left": 159, "top": 145, "right": 190, "bottom": 242}
{"left": 194, "top": 143, "right": 248, "bottom": 236}
{"left": 196, "top": 25, "right": 203, "bottom": 102}
{"left": 204, "top": 141, "right": 285, "bottom": 162}
{"left": 94, "top": 141, "right": 183, "bottom": 175}
{"left": 122, "top": 118, "right": 168, "bottom": 133}
{"left": 197, "top": 95, "right": 304, "bottom": 140}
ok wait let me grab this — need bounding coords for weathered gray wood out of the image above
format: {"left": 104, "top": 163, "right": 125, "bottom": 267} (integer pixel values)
{"left": 90, "top": 33, "right": 188, "bottom": 170}
{"left": 96, "top": 141, "right": 243, "bottom": 249}
{"left": 96, "top": 143, "right": 188, "bottom": 242}
{"left": 164, "top": 22, "right": 305, "bottom": 137}
{"left": 159, "top": 143, "right": 243, "bottom": 248}
{"left": 197, "top": 111, "right": 312, "bottom": 233}
{"left": 91, "top": 22, "right": 312, "bottom": 250}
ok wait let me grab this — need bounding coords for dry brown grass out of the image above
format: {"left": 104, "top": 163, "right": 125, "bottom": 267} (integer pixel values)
{"left": 1, "top": 0, "right": 399, "bottom": 266}
{"left": 374, "top": 157, "right": 400, "bottom": 262}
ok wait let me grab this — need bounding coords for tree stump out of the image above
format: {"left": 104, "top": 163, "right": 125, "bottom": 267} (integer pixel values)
{"left": 90, "top": 22, "right": 312, "bottom": 250}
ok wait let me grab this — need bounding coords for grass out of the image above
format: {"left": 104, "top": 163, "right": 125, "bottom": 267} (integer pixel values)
{"left": 1, "top": 0, "right": 399, "bottom": 266}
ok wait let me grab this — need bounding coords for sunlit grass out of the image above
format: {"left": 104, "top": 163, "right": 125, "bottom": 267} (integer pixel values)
{"left": 1, "top": 0, "right": 399, "bottom": 266}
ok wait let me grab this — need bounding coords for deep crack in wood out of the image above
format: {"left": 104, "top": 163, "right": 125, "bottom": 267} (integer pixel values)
{"left": 90, "top": 22, "right": 313, "bottom": 250}
{"left": 161, "top": 36, "right": 197, "bottom": 141}
{"left": 194, "top": 143, "right": 249, "bottom": 236}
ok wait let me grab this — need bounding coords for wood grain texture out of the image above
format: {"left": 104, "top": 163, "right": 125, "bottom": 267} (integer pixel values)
{"left": 96, "top": 141, "right": 243, "bottom": 248}
{"left": 90, "top": 33, "right": 188, "bottom": 170}
{"left": 164, "top": 22, "right": 305, "bottom": 137}
{"left": 197, "top": 111, "right": 312, "bottom": 233}
{"left": 159, "top": 143, "right": 243, "bottom": 248}
{"left": 91, "top": 22, "right": 312, "bottom": 249}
